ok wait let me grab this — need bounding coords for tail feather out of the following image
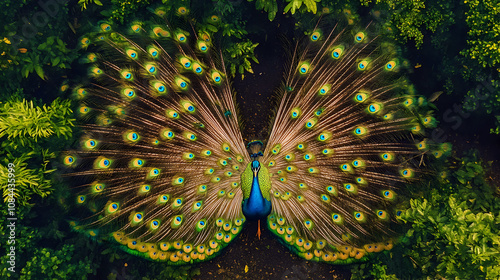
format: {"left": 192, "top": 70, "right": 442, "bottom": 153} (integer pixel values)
{"left": 64, "top": 8, "right": 449, "bottom": 265}
{"left": 262, "top": 18, "right": 442, "bottom": 263}
{"left": 65, "top": 14, "right": 250, "bottom": 264}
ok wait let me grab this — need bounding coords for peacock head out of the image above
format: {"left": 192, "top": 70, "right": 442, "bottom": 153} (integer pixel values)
{"left": 251, "top": 160, "right": 261, "bottom": 177}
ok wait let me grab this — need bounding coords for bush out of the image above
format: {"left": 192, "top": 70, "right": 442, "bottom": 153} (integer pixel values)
{"left": 0, "top": 95, "right": 74, "bottom": 206}
{"left": 19, "top": 244, "right": 94, "bottom": 280}
{"left": 351, "top": 150, "right": 500, "bottom": 279}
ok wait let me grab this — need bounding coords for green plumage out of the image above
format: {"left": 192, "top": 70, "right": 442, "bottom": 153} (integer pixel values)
{"left": 64, "top": 7, "right": 448, "bottom": 265}
{"left": 241, "top": 163, "right": 271, "bottom": 201}
{"left": 258, "top": 166, "right": 272, "bottom": 201}
{"left": 240, "top": 163, "right": 253, "bottom": 200}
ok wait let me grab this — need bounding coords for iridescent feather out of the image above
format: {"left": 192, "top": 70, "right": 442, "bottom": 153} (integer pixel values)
{"left": 65, "top": 10, "right": 447, "bottom": 265}
{"left": 67, "top": 16, "right": 249, "bottom": 264}
{"left": 261, "top": 20, "right": 445, "bottom": 263}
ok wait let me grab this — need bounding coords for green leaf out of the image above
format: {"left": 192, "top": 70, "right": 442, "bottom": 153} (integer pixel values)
{"left": 35, "top": 65, "right": 45, "bottom": 80}
{"left": 191, "top": 268, "right": 201, "bottom": 276}
{"left": 206, "top": 24, "right": 218, "bottom": 32}
{"left": 267, "top": 1, "right": 278, "bottom": 21}
{"left": 101, "top": 248, "right": 113, "bottom": 255}
{"left": 22, "top": 66, "right": 29, "bottom": 78}
{"left": 307, "top": 0, "right": 318, "bottom": 14}
{"left": 52, "top": 57, "right": 60, "bottom": 66}
{"left": 230, "top": 63, "right": 236, "bottom": 76}
{"left": 47, "top": 36, "right": 55, "bottom": 45}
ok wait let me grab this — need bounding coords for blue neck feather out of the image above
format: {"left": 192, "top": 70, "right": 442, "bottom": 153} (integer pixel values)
{"left": 242, "top": 174, "right": 272, "bottom": 220}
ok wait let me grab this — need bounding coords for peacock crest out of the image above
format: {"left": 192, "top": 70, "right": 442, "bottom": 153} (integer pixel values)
{"left": 63, "top": 6, "right": 449, "bottom": 264}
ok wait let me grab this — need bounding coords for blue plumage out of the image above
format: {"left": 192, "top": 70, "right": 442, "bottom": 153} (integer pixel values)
{"left": 242, "top": 171, "right": 272, "bottom": 220}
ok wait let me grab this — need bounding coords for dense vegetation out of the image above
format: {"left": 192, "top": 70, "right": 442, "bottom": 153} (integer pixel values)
{"left": 0, "top": 0, "right": 498, "bottom": 279}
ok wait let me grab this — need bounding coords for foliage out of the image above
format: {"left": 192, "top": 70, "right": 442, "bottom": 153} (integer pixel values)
{"left": 101, "top": 247, "right": 123, "bottom": 263}
{"left": 0, "top": 97, "right": 74, "bottom": 148}
{"left": 351, "top": 261, "right": 398, "bottom": 280}
{"left": 220, "top": 21, "right": 249, "bottom": 39}
{"left": 213, "top": 0, "right": 237, "bottom": 16}
{"left": 20, "top": 36, "right": 77, "bottom": 80}
{"left": 0, "top": 196, "right": 97, "bottom": 278}
{"left": 492, "top": 116, "right": 500, "bottom": 134}
{"left": 135, "top": 265, "right": 201, "bottom": 280}
{"left": 461, "top": 0, "right": 500, "bottom": 69}
{"left": 462, "top": 78, "right": 500, "bottom": 134}
{"left": 19, "top": 244, "right": 94, "bottom": 280}
{"left": 460, "top": 0, "right": 500, "bottom": 134}
{"left": 248, "top": 0, "right": 279, "bottom": 21}
{"left": 350, "top": 150, "right": 500, "bottom": 279}
{"left": 0, "top": 192, "right": 98, "bottom": 279}
{"left": 0, "top": 151, "right": 55, "bottom": 207}
{"left": 227, "top": 40, "right": 260, "bottom": 79}
{"left": 110, "top": 0, "right": 154, "bottom": 24}
{"left": 400, "top": 192, "right": 499, "bottom": 279}
{"left": 0, "top": 94, "right": 74, "bottom": 206}
{"left": 0, "top": 0, "right": 28, "bottom": 25}
{"left": 216, "top": 19, "right": 261, "bottom": 78}
{"left": 359, "top": 0, "right": 455, "bottom": 48}
{"left": 0, "top": 1, "right": 80, "bottom": 271}
{"left": 0, "top": 0, "right": 77, "bottom": 93}
{"left": 249, "top": 0, "right": 326, "bottom": 20}
{"left": 78, "top": 0, "right": 103, "bottom": 10}
{"left": 0, "top": 215, "right": 40, "bottom": 278}
{"left": 354, "top": 0, "right": 499, "bottom": 133}
{"left": 0, "top": 37, "right": 23, "bottom": 92}
{"left": 284, "top": 0, "right": 321, "bottom": 15}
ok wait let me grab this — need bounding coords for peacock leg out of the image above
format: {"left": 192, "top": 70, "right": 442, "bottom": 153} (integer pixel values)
{"left": 257, "top": 219, "right": 261, "bottom": 240}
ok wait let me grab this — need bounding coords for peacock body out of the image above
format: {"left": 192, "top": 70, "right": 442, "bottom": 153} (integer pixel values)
{"left": 64, "top": 6, "right": 449, "bottom": 265}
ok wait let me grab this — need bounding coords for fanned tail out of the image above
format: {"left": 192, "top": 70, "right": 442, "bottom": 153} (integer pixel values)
{"left": 262, "top": 17, "right": 448, "bottom": 263}
{"left": 65, "top": 12, "right": 251, "bottom": 264}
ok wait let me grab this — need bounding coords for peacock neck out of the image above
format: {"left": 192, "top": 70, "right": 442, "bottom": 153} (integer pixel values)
{"left": 242, "top": 172, "right": 272, "bottom": 220}
{"left": 249, "top": 175, "right": 264, "bottom": 204}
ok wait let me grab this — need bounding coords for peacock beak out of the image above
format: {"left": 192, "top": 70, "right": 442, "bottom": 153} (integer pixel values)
{"left": 251, "top": 160, "right": 261, "bottom": 177}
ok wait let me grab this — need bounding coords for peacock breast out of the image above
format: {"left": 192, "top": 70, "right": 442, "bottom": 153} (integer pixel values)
{"left": 241, "top": 164, "right": 272, "bottom": 220}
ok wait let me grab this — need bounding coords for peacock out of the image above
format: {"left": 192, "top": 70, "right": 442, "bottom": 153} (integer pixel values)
{"left": 63, "top": 6, "right": 450, "bottom": 265}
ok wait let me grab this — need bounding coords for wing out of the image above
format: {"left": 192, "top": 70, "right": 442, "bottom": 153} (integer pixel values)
{"left": 65, "top": 16, "right": 250, "bottom": 264}
{"left": 261, "top": 20, "right": 445, "bottom": 263}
